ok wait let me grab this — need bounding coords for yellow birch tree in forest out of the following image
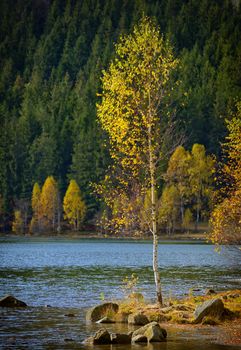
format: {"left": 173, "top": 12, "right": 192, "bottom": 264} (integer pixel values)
{"left": 96, "top": 17, "right": 178, "bottom": 306}
{"left": 30, "top": 182, "right": 41, "bottom": 233}
{"left": 12, "top": 210, "right": 24, "bottom": 234}
{"left": 189, "top": 144, "right": 215, "bottom": 230}
{"left": 40, "top": 176, "right": 59, "bottom": 232}
{"left": 210, "top": 102, "right": 241, "bottom": 245}
{"left": 164, "top": 146, "right": 191, "bottom": 227}
{"left": 63, "top": 179, "right": 86, "bottom": 230}
{"left": 158, "top": 185, "right": 179, "bottom": 235}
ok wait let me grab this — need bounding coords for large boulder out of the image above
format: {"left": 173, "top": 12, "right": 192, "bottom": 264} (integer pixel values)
{"left": 86, "top": 302, "right": 119, "bottom": 322}
{"left": 193, "top": 298, "right": 225, "bottom": 323}
{"left": 128, "top": 312, "right": 149, "bottom": 325}
{"left": 144, "top": 323, "right": 167, "bottom": 342}
{"left": 84, "top": 329, "right": 111, "bottom": 345}
{"left": 84, "top": 330, "right": 132, "bottom": 345}
{"left": 0, "top": 295, "right": 27, "bottom": 307}
{"left": 132, "top": 321, "right": 167, "bottom": 342}
{"left": 110, "top": 333, "right": 131, "bottom": 344}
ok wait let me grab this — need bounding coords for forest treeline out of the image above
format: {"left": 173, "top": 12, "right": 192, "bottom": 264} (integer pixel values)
{"left": 0, "top": 0, "right": 241, "bottom": 233}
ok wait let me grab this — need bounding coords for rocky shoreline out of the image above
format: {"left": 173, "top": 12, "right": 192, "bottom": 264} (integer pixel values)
{"left": 1, "top": 289, "right": 240, "bottom": 347}
{"left": 84, "top": 289, "right": 241, "bottom": 346}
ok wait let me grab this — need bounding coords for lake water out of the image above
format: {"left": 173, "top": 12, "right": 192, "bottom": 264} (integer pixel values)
{"left": 0, "top": 237, "right": 240, "bottom": 349}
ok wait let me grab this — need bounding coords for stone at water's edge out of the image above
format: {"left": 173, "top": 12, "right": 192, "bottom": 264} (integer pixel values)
{"left": 132, "top": 321, "right": 167, "bottom": 342}
{"left": 132, "top": 335, "right": 148, "bottom": 343}
{"left": 110, "top": 333, "right": 131, "bottom": 344}
{"left": 86, "top": 302, "right": 119, "bottom": 322}
{"left": 0, "top": 295, "right": 27, "bottom": 307}
{"left": 128, "top": 312, "right": 149, "bottom": 325}
{"left": 84, "top": 329, "right": 131, "bottom": 345}
{"left": 193, "top": 298, "right": 225, "bottom": 323}
{"left": 144, "top": 323, "right": 167, "bottom": 342}
{"left": 84, "top": 329, "right": 111, "bottom": 345}
{"left": 83, "top": 322, "right": 167, "bottom": 345}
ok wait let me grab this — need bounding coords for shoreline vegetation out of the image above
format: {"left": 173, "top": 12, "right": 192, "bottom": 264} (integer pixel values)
{"left": 1, "top": 289, "right": 240, "bottom": 347}
{"left": 85, "top": 289, "right": 241, "bottom": 346}
{"left": 0, "top": 231, "right": 208, "bottom": 242}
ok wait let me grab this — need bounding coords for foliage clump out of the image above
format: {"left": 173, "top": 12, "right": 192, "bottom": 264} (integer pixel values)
{"left": 210, "top": 102, "right": 241, "bottom": 246}
{"left": 63, "top": 179, "right": 86, "bottom": 230}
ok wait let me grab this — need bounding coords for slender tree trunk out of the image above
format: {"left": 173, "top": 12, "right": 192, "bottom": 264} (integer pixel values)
{"left": 180, "top": 196, "right": 184, "bottom": 231}
{"left": 195, "top": 194, "right": 200, "bottom": 231}
{"left": 52, "top": 199, "right": 55, "bottom": 232}
{"left": 57, "top": 193, "right": 61, "bottom": 233}
{"left": 148, "top": 122, "right": 163, "bottom": 307}
{"left": 196, "top": 204, "right": 200, "bottom": 231}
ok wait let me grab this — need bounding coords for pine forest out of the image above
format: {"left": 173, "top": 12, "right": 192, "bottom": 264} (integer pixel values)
{"left": 0, "top": 0, "right": 240, "bottom": 243}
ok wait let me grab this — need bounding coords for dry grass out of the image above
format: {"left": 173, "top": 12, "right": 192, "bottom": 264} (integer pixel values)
{"left": 116, "top": 289, "right": 241, "bottom": 325}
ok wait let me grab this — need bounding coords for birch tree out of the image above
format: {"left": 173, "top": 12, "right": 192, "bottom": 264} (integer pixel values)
{"left": 165, "top": 146, "right": 191, "bottom": 226}
{"left": 97, "top": 17, "right": 178, "bottom": 306}
{"left": 40, "top": 176, "right": 59, "bottom": 232}
{"left": 189, "top": 144, "right": 214, "bottom": 230}
{"left": 63, "top": 179, "right": 86, "bottom": 230}
{"left": 30, "top": 182, "right": 41, "bottom": 233}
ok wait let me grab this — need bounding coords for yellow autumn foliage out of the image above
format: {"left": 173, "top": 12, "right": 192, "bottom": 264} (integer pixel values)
{"left": 12, "top": 210, "right": 24, "bottom": 234}
{"left": 96, "top": 16, "right": 178, "bottom": 234}
{"left": 210, "top": 102, "right": 241, "bottom": 245}
{"left": 63, "top": 179, "right": 86, "bottom": 230}
{"left": 40, "top": 176, "right": 59, "bottom": 231}
{"left": 30, "top": 182, "right": 41, "bottom": 233}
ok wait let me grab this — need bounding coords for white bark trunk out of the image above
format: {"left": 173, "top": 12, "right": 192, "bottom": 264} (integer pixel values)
{"left": 148, "top": 118, "right": 163, "bottom": 307}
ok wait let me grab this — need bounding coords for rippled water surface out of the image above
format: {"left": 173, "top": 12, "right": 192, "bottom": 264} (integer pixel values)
{"left": 0, "top": 237, "right": 240, "bottom": 349}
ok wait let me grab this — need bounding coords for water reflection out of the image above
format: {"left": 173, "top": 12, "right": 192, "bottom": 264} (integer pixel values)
{"left": 1, "top": 307, "right": 241, "bottom": 350}
{"left": 0, "top": 238, "right": 240, "bottom": 349}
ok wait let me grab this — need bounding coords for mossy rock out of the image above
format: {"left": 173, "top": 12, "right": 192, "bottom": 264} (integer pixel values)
{"left": 132, "top": 321, "right": 167, "bottom": 342}
{"left": 89, "top": 329, "right": 111, "bottom": 345}
{"left": 86, "top": 302, "right": 119, "bottom": 322}
{"left": 128, "top": 312, "right": 149, "bottom": 325}
{"left": 193, "top": 298, "right": 224, "bottom": 324}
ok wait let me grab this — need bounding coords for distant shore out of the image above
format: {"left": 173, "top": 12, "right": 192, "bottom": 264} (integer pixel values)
{"left": 0, "top": 231, "right": 207, "bottom": 242}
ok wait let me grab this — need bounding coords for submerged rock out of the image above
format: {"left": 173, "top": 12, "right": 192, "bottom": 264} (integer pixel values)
{"left": 64, "top": 313, "right": 76, "bottom": 317}
{"left": 0, "top": 295, "right": 27, "bottom": 308}
{"left": 86, "top": 302, "right": 119, "bottom": 322}
{"left": 128, "top": 312, "right": 149, "bottom": 325}
{"left": 193, "top": 298, "right": 224, "bottom": 323}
